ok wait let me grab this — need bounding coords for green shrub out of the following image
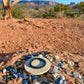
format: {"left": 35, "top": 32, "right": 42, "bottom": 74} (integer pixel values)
{"left": 11, "top": 7, "right": 24, "bottom": 19}
{"left": 55, "top": 11, "right": 65, "bottom": 18}
{"left": 0, "top": 14, "right": 3, "bottom": 19}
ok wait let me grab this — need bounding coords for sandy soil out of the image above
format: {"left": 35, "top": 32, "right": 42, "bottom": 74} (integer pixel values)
{"left": 0, "top": 18, "right": 84, "bottom": 84}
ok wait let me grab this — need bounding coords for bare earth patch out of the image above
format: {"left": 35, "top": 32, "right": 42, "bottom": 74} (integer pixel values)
{"left": 0, "top": 18, "right": 84, "bottom": 83}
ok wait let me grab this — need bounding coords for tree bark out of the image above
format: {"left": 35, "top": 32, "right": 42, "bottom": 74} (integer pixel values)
{"left": 2, "top": 0, "right": 20, "bottom": 20}
{"left": 4, "top": 6, "right": 12, "bottom": 20}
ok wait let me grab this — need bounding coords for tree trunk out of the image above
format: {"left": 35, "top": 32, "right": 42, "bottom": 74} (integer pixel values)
{"left": 4, "top": 7, "right": 12, "bottom": 20}
{"left": 2, "top": 0, "right": 20, "bottom": 20}
{"left": 2, "top": 0, "right": 12, "bottom": 20}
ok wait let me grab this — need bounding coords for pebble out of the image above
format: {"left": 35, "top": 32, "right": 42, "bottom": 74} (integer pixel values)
{"left": 62, "top": 63, "right": 68, "bottom": 69}
{"left": 3, "top": 69, "right": 7, "bottom": 73}
{"left": 52, "top": 73, "right": 59, "bottom": 78}
{"left": 68, "top": 60, "right": 74, "bottom": 66}
{"left": 61, "top": 75, "right": 65, "bottom": 80}
{"left": 79, "top": 75, "right": 82, "bottom": 79}
{"left": 13, "top": 74, "right": 18, "bottom": 79}
{"left": 49, "top": 58, "right": 53, "bottom": 62}
{"left": 55, "top": 55, "right": 59, "bottom": 60}
{"left": 38, "top": 54, "right": 43, "bottom": 57}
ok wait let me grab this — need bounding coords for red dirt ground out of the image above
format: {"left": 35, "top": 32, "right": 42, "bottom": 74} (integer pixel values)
{"left": 0, "top": 18, "right": 84, "bottom": 84}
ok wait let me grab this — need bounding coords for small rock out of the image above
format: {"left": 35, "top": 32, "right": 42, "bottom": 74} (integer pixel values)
{"left": 55, "top": 55, "right": 59, "bottom": 60}
{"left": 49, "top": 58, "right": 53, "bottom": 62}
{"left": 68, "top": 61, "right": 74, "bottom": 66}
{"left": 38, "top": 54, "right": 43, "bottom": 57}
{"left": 3, "top": 68, "right": 7, "bottom": 73}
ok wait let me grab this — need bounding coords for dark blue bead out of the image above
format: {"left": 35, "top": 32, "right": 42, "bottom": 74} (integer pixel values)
{"left": 58, "top": 63, "right": 62, "bottom": 67}
{"left": 43, "top": 55, "right": 48, "bottom": 59}
{"left": 17, "top": 73, "right": 22, "bottom": 78}
{"left": 27, "top": 56, "right": 32, "bottom": 59}
{"left": 6, "top": 66, "right": 10, "bottom": 70}
{"left": 23, "top": 80, "right": 28, "bottom": 84}
{"left": 72, "top": 71, "right": 75, "bottom": 74}
{"left": 56, "top": 77, "right": 62, "bottom": 84}
{"left": 32, "top": 75, "right": 37, "bottom": 80}
{"left": 0, "top": 82, "right": 3, "bottom": 84}
{"left": 13, "top": 75, "right": 16, "bottom": 79}
{"left": 22, "top": 75, "right": 28, "bottom": 80}
{"left": 61, "top": 60, "right": 64, "bottom": 63}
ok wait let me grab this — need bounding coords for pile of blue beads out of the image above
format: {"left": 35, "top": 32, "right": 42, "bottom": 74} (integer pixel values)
{"left": 1, "top": 51, "right": 83, "bottom": 84}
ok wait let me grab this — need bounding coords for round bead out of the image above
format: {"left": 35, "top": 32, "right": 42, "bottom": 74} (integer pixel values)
{"left": 32, "top": 75, "right": 37, "bottom": 80}
{"left": 3, "top": 69, "right": 7, "bottom": 73}
{"left": 23, "top": 80, "right": 28, "bottom": 84}
{"left": 22, "top": 75, "right": 28, "bottom": 80}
